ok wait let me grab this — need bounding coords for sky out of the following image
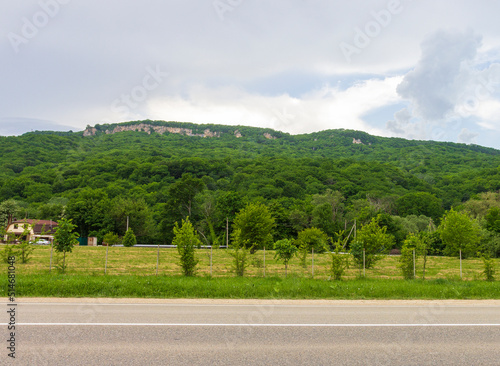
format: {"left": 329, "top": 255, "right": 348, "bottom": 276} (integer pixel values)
{"left": 2, "top": 0, "right": 500, "bottom": 149}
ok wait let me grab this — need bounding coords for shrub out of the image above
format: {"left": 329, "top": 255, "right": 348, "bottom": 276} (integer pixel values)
{"left": 230, "top": 228, "right": 250, "bottom": 276}
{"left": 103, "top": 232, "right": 120, "bottom": 246}
{"left": 482, "top": 255, "right": 496, "bottom": 281}
{"left": 173, "top": 218, "right": 200, "bottom": 276}
{"left": 329, "top": 242, "right": 349, "bottom": 281}
{"left": 274, "top": 239, "right": 297, "bottom": 277}
{"left": 122, "top": 229, "right": 137, "bottom": 247}
{"left": 296, "top": 227, "right": 328, "bottom": 267}
{"left": 399, "top": 244, "right": 416, "bottom": 280}
{"left": 351, "top": 216, "right": 393, "bottom": 269}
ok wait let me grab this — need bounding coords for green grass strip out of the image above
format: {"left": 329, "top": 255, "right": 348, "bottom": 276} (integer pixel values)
{"left": 2, "top": 274, "right": 499, "bottom": 300}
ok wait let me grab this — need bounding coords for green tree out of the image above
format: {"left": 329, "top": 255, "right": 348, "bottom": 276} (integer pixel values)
{"left": 274, "top": 239, "right": 297, "bottom": 276}
{"left": 232, "top": 203, "right": 275, "bottom": 254}
{"left": 398, "top": 234, "right": 421, "bottom": 280}
{"left": 229, "top": 229, "right": 250, "bottom": 277}
{"left": 296, "top": 227, "right": 328, "bottom": 267}
{"left": 53, "top": 218, "right": 79, "bottom": 272}
{"left": 122, "top": 228, "right": 137, "bottom": 247}
{"left": 485, "top": 207, "right": 500, "bottom": 234}
{"left": 311, "top": 190, "right": 345, "bottom": 237}
{"left": 396, "top": 192, "right": 444, "bottom": 223}
{"left": 173, "top": 218, "right": 200, "bottom": 276}
{"left": 110, "top": 197, "right": 156, "bottom": 238}
{"left": 482, "top": 255, "right": 496, "bottom": 281}
{"left": 351, "top": 216, "right": 393, "bottom": 269}
{"left": 0, "top": 199, "right": 19, "bottom": 229}
{"left": 65, "top": 188, "right": 113, "bottom": 238}
{"left": 103, "top": 232, "right": 120, "bottom": 246}
{"left": 439, "top": 209, "right": 482, "bottom": 258}
{"left": 329, "top": 235, "right": 349, "bottom": 281}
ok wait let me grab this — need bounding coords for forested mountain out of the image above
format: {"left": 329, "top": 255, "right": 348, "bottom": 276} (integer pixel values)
{"left": 1, "top": 120, "right": 500, "bottom": 251}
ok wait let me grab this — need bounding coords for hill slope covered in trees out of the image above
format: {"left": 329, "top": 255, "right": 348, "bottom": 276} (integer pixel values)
{"left": 1, "top": 120, "right": 499, "bottom": 251}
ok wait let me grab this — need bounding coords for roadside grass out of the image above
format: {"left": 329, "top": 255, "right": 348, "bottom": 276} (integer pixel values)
{"left": 1, "top": 274, "right": 498, "bottom": 299}
{"left": 2, "top": 246, "right": 498, "bottom": 299}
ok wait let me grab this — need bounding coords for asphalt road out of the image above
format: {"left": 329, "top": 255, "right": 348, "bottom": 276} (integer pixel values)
{"left": 3, "top": 299, "right": 500, "bottom": 365}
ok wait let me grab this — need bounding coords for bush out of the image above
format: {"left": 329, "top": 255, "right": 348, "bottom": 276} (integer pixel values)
{"left": 173, "top": 218, "right": 200, "bottom": 276}
{"left": 274, "top": 239, "right": 297, "bottom": 277}
{"left": 103, "top": 232, "right": 120, "bottom": 246}
{"left": 399, "top": 245, "right": 416, "bottom": 280}
{"left": 296, "top": 227, "right": 328, "bottom": 267}
{"left": 17, "top": 241, "right": 35, "bottom": 264}
{"left": 350, "top": 216, "right": 393, "bottom": 270}
{"left": 329, "top": 242, "right": 349, "bottom": 281}
{"left": 122, "top": 229, "right": 137, "bottom": 247}
{"left": 482, "top": 255, "right": 496, "bottom": 281}
{"left": 1, "top": 245, "right": 18, "bottom": 264}
{"left": 230, "top": 228, "right": 250, "bottom": 276}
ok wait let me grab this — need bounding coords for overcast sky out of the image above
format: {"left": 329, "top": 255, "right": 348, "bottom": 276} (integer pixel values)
{"left": 2, "top": 0, "right": 500, "bottom": 148}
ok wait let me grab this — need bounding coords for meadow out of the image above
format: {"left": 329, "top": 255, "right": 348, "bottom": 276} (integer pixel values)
{"left": 1, "top": 246, "right": 498, "bottom": 299}
{"left": 8, "top": 245, "right": 498, "bottom": 280}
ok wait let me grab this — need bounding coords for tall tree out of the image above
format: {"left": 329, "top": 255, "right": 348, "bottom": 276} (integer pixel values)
{"left": 53, "top": 218, "right": 79, "bottom": 272}
{"left": 351, "top": 216, "right": 394, "bottom": 269}
{"left": 232, "top": 203, "right": 275, "bottom": 254}
{"left": 439, "top": 209, "right": 482, "bottom": 258}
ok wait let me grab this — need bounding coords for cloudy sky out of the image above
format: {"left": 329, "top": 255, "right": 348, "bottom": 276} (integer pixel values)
{"left": 2, "top": 1, "right": 500, "bottom": 148}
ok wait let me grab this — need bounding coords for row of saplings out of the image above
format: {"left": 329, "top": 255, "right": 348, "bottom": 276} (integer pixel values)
{"left": 173, "top": 213, "right": 496, "bottom": 282}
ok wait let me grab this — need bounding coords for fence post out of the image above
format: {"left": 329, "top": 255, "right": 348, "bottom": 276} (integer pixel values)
{"left": 50, "top": 243, "right": 53, "bottom": 273}
{"left": 363, "top": 249, "right": 365, "bottom": 277}
{"left": 105, "top": 244, "right": 109, "bottom": 275}
{"left": 413, "top": 248, "right": 416, "bottom": 279}
{"left": 156, "top": 243, "right": 160, "bottom": 276}
{"left": 312, "top": 248, "right": 314, "bottom": 278}
{"left": 460, "top": 249, "right": 462, "bottom": 279}
{"left": 263, "top": 247, "right": 266, "bottom": 277}
{"left": 210, "top": 246, "right": 212, "bottom": 276}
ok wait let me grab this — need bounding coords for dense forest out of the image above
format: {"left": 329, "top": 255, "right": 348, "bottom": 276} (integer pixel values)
{"left": 1, "top": 120, "right": 500, "bottom": 256}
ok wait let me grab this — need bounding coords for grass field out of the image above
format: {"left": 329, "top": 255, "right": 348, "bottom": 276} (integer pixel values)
{"left": 2, "top": 246, "right": 498, "bottom": 299}
{"left": 6, "top": 245, "right": 498, "bottom": 280}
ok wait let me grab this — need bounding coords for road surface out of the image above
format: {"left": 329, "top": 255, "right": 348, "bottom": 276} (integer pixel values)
{"left": 3, "top": 298, "right": 500, "bottom": 365}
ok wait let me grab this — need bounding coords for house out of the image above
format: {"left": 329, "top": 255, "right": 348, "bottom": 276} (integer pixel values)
{"left": 4, "top": 219, "right": 58, "bottom": 243}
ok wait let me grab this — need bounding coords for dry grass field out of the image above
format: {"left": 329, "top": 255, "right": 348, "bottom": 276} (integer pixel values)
{"left": 13, "top": 245, "right": 497, "bottom": 281}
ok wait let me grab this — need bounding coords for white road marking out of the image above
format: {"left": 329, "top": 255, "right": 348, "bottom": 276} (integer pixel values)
{"left": 8, "top": 323, "right": 500, "bottom": 327}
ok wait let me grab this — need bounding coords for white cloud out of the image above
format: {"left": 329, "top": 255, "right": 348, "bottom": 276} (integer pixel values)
{"left": 145, "top": 77, "right": 402, "bottom": 136}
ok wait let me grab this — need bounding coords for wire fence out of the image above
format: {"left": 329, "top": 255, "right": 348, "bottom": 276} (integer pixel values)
{"left": 8, "top": 245, "right": 498, "bottom": 281}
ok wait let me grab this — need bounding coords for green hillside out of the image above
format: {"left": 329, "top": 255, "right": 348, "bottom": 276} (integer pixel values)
{"left": 1, "top": 120, "right": 500, "bottom": 253}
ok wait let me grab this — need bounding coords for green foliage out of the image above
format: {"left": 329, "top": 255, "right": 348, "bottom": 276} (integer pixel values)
{"left": 53, "top": 218, "right": 79, "bottom": 272}
{"left": 232, "top": 203, "right": 275, "bottom": 254}
{"left": 103, "top": 232, "right": 120, "bottom": 246}
{"left": 296, "top": 227, "right": 328, "bottom": 267}
{"left": 482, "top": 255, "right": 496, "bottom": 281}
{"left": 329, "top": 239, "right": 349, "bottom": 281}
{"left": 172, "top": 218, "right": 200, "bottom": 276}
{"left": 485, "top": 207, "right": 500, "bottom": 234}
{"left": 273, "top": 239, "right": 297, "bottom": 276}
{"left": 396, "top": 192, "right": 444, "bottom": 223}
{"left": 399, "top": 235, "right": 419, "bottom": 280}
{"left": 2, "top": 120, "right": 500, "bottom": 252}
{"left": 0, "top": 199, "right": 19, "bottom": 228}
{"left": 229, "top": 228, "right": 250, "bottom": 277}
{"left": 17, "top": 241, "right": 35, "bottom": 264}
{"left": 122, "top": 228, "right": 137, "bottom": 247}
{"left": 1, "top": 245, "right": 18, "bottom": 264}
{"left": 351, "top": 216, "right": 394, "bottom": 269}
{"left": 439, "top": 209, "right": 482, "bottom": 258}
